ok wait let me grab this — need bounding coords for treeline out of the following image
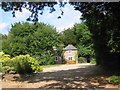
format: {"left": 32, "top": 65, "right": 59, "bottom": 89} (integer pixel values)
{"left": 59, "top": 23, "right": 94, "bottom": 57}
{"left": 1, "top": 22, "right": 60, "bottom": 65}
{"left": 1, "top": 22, "right": 94, "bottom": 65}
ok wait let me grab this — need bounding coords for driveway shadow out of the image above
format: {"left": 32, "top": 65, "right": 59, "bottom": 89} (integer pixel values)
{"left": 6, "top": 64, "right": 117, "bottom": 89}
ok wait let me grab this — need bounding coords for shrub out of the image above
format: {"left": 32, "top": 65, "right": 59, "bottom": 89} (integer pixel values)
{"left": 2, "top": 54, "right": 42, "bottom": 74}
{"left": 90, "top": 58, "right": 96, "bottom": 64}
{"left": 0, "top": 52, "right": 11, "bottom": 63}
{"left": 78, "top": 57, "right": 86, "bottom": 63}
{"left": 28, "top": 55, "right": 43, "bottom": 73}
{"left": 108, "top": 76, "right": 120, "bottom": 85}
{"left": 0, "top": 52, "right": 11, "bottom": 73}
{"left": 0, "top": 63, "right": 2, "bottom": 72}
{"left": 34, "top": 51, "right": 55, "bottom": 65}
{"left": 12, "top": 54, "right": 42, "bottom": 74}
{"left": 11, "top": 55, "right": 33, "bottom": 74}
{"left": 2, "top": 66, "right": 15, "bottom": 74}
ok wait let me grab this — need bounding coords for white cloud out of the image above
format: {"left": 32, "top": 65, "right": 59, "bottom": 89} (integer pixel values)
{"left": 0, "top": 23, "right": 10, "bottom": 34}
{"left": 0, "top": 8, "right": 32, "bottom": 34}
{"left": 55, "top": 4, "right": 82, "bottom": 32}
{"left": 0, "top": 3, "right": 82, "bottom": 34}
{"left": 56, "top": 23, "right": 74, "bottom": 32}
{"left": 0, "top": 23, "right": 8, "bottom": 30}
{"left": 42, "top": 13, "right": 54, "bottom": 19}
{"left": 62, "top": 4, "right": 82, "bottom": 22}
{"left": 12, "top": 8, "right": 31, "bottom": 23}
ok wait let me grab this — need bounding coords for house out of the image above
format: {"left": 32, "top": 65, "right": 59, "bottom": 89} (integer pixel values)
{"left": 63, "top": 44, "right": 78, "bottom": 64}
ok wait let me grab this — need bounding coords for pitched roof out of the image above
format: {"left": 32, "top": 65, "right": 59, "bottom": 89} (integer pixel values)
{"left": 63, "top": 44, "right": 77, "bottom": 50}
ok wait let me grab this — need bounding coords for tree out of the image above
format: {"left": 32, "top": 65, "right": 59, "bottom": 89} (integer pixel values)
{"left": 2, "top": 22, "right": 60, "bottom": 56}
{"left": 60, "top": 28, "right": 77, "bottom": 46}
{"left": 1, "top": 1, "right": 120, "bottom": 70}
{"left": 70, "top": 2, "right": 120, "bottom": 70}
{"left": 2, "top": 22, "right": 61, "bottom": 65}
{"left": 73, "top": 23, "right": 94, "bottom": 57}
{"left": 60, "top": 22, "right": 94, "bottom": 57}
{"left": 0, "top": 34, "right": 3, "bottom": 52}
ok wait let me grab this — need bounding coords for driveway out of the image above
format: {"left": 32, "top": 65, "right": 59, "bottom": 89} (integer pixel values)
{"left": 1, "top": 63, "right": 119, "bottom": 89}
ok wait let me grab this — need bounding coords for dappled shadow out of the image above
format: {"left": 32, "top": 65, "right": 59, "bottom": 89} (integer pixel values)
{"left": 3, "top": 64, "right": 116, "bottom": 89}
{"left": 31, "top": 65, "right": 109, "bottom": 89}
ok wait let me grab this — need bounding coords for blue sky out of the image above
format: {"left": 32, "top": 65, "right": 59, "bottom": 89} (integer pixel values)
{"left": 0, "top": 3, "right": 82, "bottom": 35}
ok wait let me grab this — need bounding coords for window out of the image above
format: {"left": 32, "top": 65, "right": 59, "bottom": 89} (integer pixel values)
{"left": 68, "top": 57, "right": 72, "bottom": 60}
{"left": 68, "top": 50, "right": 72, "bottom": 54}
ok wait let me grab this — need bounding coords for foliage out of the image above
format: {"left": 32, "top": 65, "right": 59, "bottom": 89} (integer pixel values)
{"left": 2, "top": 66, "right": 15, "bottom": 74}
{"left": 0, "top": 63, "right": 2, "bottom": 72}
{"left": 1, "top": 53, "right": 42, "bottom": 74}
{"left": 0, "top": 51, "right": 11, "bottom": 62}
{"left": 69, "top": 2, "right": 120, "bottom": 70}
{"left": 78, "top": 57, "right": 86, "bottom": 63}
{"left": 0, "top": 52, "right": 11, "bottom": 73}
{"left": 1, "top": 22, "right": 61, "bottom": 66}
{"left": 77, "top": 45, "right": 94, "bottom": 57}
{"left": 90, "top": 58, "right": 96, "bottom": 64}
{"left": 108, "top": 76, "right": 120, "bottom": 85}
{"left": 0, "top": 34, "right": 2, "bottom": 52}
{"left": 1, "top": 2, "right": 120, "bottom": 70}
{"left": 2, "top": 22, "right": 60, "bottom": 57}
{"left": 60, "top": 28, "right": 77, "bottom": 46}
{"left": 33, "top": 51, "right": 55, "bottom": 65}
{"left": 60, "top": 23, "right": 94, "bottom": 57}
{"left": 74, "top": 23, "right": 94, "bottom": 57}
{"left": 74, "top": 52, "right": 78, "bottom": 62}
{"left": 12, "top": 54, "right": 42, "bottom": 73}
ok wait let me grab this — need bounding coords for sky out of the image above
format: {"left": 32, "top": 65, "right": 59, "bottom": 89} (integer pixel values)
{"left": 0, "top": 3, "right": 82, "bottom": 35}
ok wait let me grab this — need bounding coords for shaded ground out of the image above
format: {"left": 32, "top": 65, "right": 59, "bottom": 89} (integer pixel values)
{"left": 1, "top": 64, "right": 120, "bottom": 89}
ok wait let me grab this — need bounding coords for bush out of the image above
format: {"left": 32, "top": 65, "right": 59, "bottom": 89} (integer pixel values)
{"left": 2, "top": 54, "right": 42, "bottom": 74}
{"left": 78, "top": 57, "right": 86, "bottom": 63}
{"left": 11, "top": 55, "right": 33, "bottom": 74}
{"left": 108, "top": 76, "right": 120, "bottom": 85}
{"left": 2, "top": 66, "right": 15, "bottom": 74}
{"left": 0, "top": 52, "right": 11, "bottom": 73}
{"left": 0, "top": 63, "right": 2, "bottom": 72}
{"left": 28, "top": 55, "right": 43, "bottom": 73}
{"left": 0, "top": 52, "right": 11, "bottom": 63}
{"left": 34, "top": 51, "right": 55, "bottom": 65}
{"left": 90, "top": 58, "right": 96, "bottom": 64}
{"left": 13, "top": 54, "right": 42, "bottom": 74}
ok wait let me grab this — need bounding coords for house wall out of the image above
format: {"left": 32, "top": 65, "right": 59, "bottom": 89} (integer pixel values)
{"left": 63, "top": 50, "right": 78, "bottom": 64}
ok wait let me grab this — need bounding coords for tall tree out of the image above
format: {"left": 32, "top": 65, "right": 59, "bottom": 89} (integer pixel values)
{"left": 2, "top": 22, "right": 60, "bottom": 57}
{"left": 1, "top": 1, "right": 120, "bottom": 70}
{"left": 60, "top": 22, "right": 94, "bottom": 57}
{"left": 70, "top": 2, "right": 120, "bottom": 70}
{"left": 74, "top": 23, "right": 94, "bottom": 57}
{"left": 60, "top": 28, "right": 77, "bottom": 46}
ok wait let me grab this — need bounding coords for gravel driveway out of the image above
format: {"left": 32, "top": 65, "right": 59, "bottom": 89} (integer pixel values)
{"left": 1, "top": 63, "right": 119, "bottom": 89}
{"left": 43, "top": 63, "right": 92, "bottom": 72}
